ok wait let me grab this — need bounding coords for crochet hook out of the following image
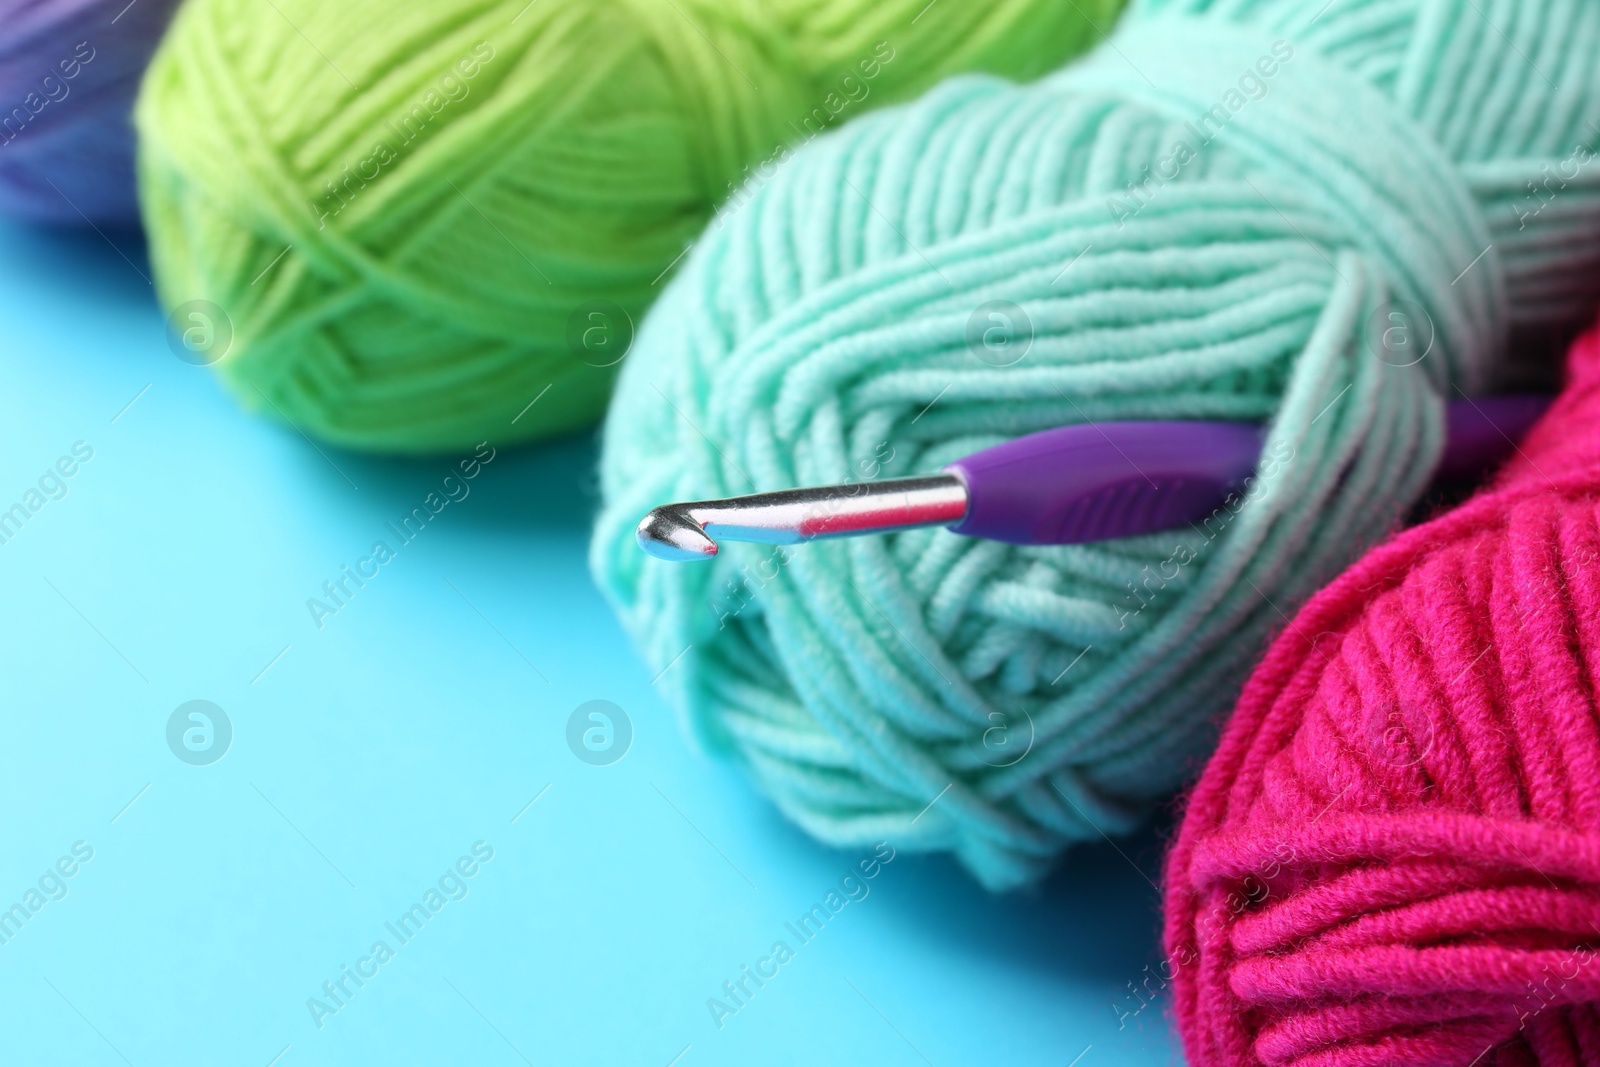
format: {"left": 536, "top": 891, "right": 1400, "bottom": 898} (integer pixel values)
{"left": 636, "top": 395, "right": 1552, "bottom": 561}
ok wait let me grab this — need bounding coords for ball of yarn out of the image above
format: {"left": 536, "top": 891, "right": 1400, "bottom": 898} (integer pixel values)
{"left": 590, "top": 0, "right": 1600, "bottom": 890}
{"left": 0, "top": 0, "right": 180, "bottom": 225}
{"left": 134, "top": 0, "right": 1118, "bottom": 453}
{"left": 1164, "top": 317, "right": 1600, "bottom": 1066}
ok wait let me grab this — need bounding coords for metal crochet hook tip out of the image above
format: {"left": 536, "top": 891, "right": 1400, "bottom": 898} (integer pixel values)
{"left": 636, "top": 476, "right": 970, "bottom": 562}
{"left": 637, "top": 505, "right": 720, "bottom": 561}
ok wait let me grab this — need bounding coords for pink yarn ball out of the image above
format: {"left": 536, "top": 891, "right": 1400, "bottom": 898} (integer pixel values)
{"left": 0, "top": 0, "right": 180, "bottom": 225}
{"left": 1166, "top": 319, "right": 1600, "bottom": 1066}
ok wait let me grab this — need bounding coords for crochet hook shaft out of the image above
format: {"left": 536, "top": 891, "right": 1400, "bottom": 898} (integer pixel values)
{"left": 636, "top": 395, "right": 1552, "bottom": 562}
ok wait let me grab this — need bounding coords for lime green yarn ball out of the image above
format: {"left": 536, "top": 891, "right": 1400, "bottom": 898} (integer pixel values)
{"left": 135, "top": 0, "right": 1123, "bottom": 453}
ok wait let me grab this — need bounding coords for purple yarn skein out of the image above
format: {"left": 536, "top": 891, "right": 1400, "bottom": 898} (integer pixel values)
{"left": 0, "top": 0, "right": 180, "bottom": 226}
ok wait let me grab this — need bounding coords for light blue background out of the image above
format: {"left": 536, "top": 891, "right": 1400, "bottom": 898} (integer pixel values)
{"left": 0, "top": 220, "right": 1182, "bottom": 1066}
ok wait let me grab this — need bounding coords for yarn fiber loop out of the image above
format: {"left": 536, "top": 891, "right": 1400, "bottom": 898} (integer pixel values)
{"left": 591, "top": 0, "right": 1600, "bottom": 890}
{"left": 1165, "top": 319, "right": 1600, "bottom": 1066}
{"left": 134, "top": 0, "right": 1119, "bottom": 452}
{"left": 1057, "top": 14, "right": 1502, "bottom": 387}
{"left": 0, "top": 0, "right": 180, "bottom": 225}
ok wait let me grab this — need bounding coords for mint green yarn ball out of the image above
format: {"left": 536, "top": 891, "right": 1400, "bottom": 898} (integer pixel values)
{"left": 592, "top": 0, "right": 1600, "bottom": 890}
{"left": 135, "top": 0, "right": 1123, "bottom": 454}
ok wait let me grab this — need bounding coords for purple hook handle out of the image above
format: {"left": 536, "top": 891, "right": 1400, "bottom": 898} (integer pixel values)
{"left": 1436, "top": 394, "right": 1551, "bottom": 482}
{"left": 945, "top": 396, "right": 1551, "bottom": 546}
